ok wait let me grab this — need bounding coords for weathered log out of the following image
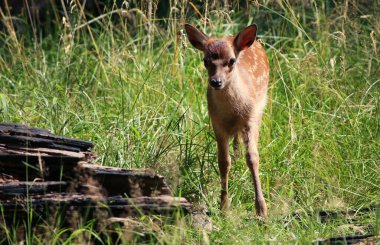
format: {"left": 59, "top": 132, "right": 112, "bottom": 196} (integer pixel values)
{"left": 0, "top": 123, "right": 51, "bottom": 135}
{"left": 79, "top": 163, "right": 172, "bottom": 197}
{"left": 1, "top": 194, "right": 190, "bottom": 221}
{"left": 0, "top": 181, "right": 68, "bottom": 199}
{"left": 291, "top": 205, "right": 378, "bottom": 223}
{"left": 0, "top": 153, "right": 81, "bottom": 181}
{"left": 314, "top": 234, "right": 379, "bottom": 244}
{"left": 0, "top": 123, "right": 192, "bottom": 238}
{"left": 0, "top": 123, "right": 94, "bottom": 181}
{"left": 0, "top": 153, "right": 173, "bottom": 198}
{"left": 105, "top": 195, "right": 190, "bottom": 216}
{"left": 0, "top": 173, "right": 17, "bottom": 183}
{"left": 0, "top": 123, "right": 93, "bottom": 152}
{"left": 0, "top": 145, "right": 86, "bottom": 158}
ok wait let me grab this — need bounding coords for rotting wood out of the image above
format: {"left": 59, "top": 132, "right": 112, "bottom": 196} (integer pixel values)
{"left": 0, "top": 145, "right": 86, "bottom": 158}
{"left": 79, "top": 163, "right": 172, "bottom": 197}
{"left": 0, "top": 173, "right": 17, "bottom": 184}
{"left": 0, "top": 123, "right": 93, "bottom": 151}
{"left": 314, "top": 234, "right": 380, "bottom": 244}
{"left": 290, "top": 206, "right": 380, "bottom": 244}
{"left": 0, "top": 135, "right": 89, "bottom": 152}
{"left": 1, "top": 194, "right": 190, "bottom": 221}
{"left": 0, "top": 153, "right": 81, "bottom": 181}
{"left": 0, "top": 123, "right": 191, "bottom": 234}
{"left": 0, "top": 181, "right": 68, "bottom": 198}
{"left": 290, "top": 205, "right": 378, "bottom": 223}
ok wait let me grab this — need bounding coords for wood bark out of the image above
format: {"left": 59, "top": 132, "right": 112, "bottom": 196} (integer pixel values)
{"left": 0, "top": 123, "right": 191, "bottom": 234}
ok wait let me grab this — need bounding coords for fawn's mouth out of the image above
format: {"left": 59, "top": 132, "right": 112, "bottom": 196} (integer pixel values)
{"left": 211, "top": 86, "right": 224, "bottom": 90}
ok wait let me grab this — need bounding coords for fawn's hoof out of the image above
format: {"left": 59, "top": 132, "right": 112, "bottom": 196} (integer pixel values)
{"left": 220, "top": 198, "right": 230, "bottom": 211}
{"left": 256, "top": 208, "right": 267, "bottom": 219}
{"left": 256, "top": 200, "right": 268, "bottom": 218}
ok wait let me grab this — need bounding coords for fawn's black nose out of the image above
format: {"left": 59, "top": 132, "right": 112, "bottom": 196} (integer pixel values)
{"left": 210, "top": 78, "right": 222, "bottom": 88}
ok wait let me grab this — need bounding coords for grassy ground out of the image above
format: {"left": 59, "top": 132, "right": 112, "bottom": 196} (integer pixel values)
{"left": 0, "top": 0, "right": 379, "bottom": 244}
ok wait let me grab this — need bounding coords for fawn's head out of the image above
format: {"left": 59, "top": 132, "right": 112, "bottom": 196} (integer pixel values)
{"left": 185, "top": 24, "right": 257, "bottom": 90}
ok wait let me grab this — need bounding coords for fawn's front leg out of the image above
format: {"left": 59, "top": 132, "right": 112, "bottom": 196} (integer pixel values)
{"left": 242, "top": 123, "right": 267, "bottom": 218}
{"left": 216, "top": 134, "right": 231, "bottom": 210}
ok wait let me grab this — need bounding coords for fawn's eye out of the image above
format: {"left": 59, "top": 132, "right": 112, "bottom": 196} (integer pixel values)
{"left": 229, "top": 58, "right": 236, "bottom": 67}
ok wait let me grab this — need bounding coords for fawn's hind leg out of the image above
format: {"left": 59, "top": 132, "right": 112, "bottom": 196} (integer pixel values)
{"left": 242, "top": 123, "right": 267, "bottom": 218}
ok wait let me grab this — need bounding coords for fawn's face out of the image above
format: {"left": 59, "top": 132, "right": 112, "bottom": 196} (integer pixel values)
{"left": 185, "top": 24, "right": 257, "bottom": 90}
{"left": 202, "top": 40, "right": 236, "bottom": 90}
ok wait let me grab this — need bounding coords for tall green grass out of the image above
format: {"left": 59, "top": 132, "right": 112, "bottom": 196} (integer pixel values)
{"left": 0, "top": 0, "right": 379, "bottom": 243}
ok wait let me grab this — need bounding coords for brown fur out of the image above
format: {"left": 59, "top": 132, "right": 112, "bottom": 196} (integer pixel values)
{"left": 185, "top": 24, "right": 269, "bottom": 218}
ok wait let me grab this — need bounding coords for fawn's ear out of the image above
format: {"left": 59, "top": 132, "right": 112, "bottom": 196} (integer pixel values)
{"left": 184, "top": 24, "right": 209, "bottom": 52}
{"left": 233, "top": 24, "right": 257, "bottom": 53}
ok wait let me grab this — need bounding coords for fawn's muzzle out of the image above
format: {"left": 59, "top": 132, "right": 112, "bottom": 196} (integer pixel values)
{"left": 210, "top": 78, "right": 222, "bottom": 89}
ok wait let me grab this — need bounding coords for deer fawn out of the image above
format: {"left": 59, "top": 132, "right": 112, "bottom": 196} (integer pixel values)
{"left": 184, "top": 24, "right": 269, "bottom": 218}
